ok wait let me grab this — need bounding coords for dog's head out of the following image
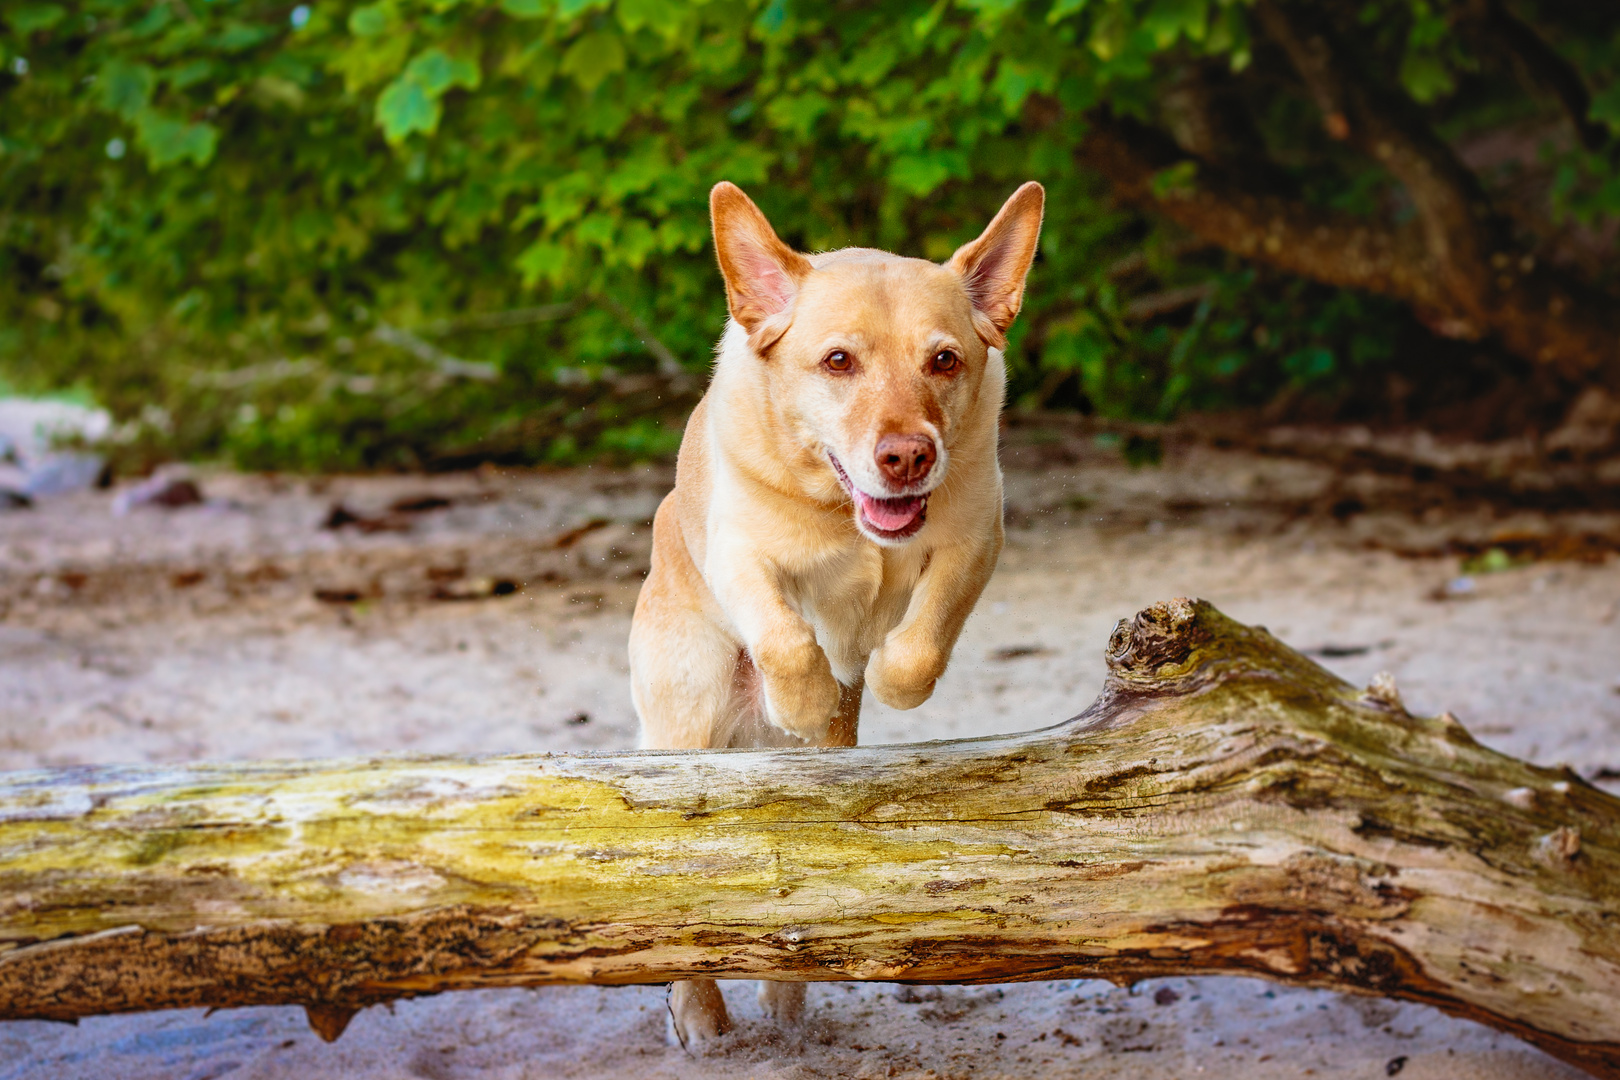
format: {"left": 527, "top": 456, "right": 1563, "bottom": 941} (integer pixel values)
{"left": 710, "top": 181, "right": 1044, "bottom": 545}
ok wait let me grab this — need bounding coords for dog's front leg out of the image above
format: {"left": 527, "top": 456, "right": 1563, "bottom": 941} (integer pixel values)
{"left": 711, "top": 555, "right": 842, "bottom": 742}
{"left": 865, "top": 526, "right": 1003, "bottom": 710}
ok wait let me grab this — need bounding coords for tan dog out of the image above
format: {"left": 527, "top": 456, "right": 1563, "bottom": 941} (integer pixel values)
{"left": 629, "top": 180, "right": 1044, "bottom": 1049}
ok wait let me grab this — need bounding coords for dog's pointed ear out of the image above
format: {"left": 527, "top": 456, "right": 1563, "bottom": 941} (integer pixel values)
{"left": 711, "top": 182, "right": 812, "bottom": 351}
{"left": 947, "top": 181, "right": 1045, "bottom": 349}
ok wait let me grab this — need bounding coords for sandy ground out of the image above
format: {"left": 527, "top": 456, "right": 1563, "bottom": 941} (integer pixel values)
{"left": 1, "top": 425, "right": 1617, "bottom": 1080}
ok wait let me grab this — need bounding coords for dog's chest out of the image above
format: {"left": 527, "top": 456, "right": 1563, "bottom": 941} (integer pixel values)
{"left": 786, "top": 543, "right": 919, "bottom": 683}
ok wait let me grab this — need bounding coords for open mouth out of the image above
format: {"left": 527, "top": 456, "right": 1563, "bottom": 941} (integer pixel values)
{"left": 828, "top": 455, "right": 929, "bottom": 540}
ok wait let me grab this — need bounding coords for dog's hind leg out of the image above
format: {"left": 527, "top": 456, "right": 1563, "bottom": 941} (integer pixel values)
{"left": 822, "top": 672, "right": 863, "bottom": 750}
{"left": 754, "top": 675, "right": 863, "bottom": 1028}
{"left": 637, "top": 619, "right": 742, "bottom": 1050}
{"left": 632, "top": 505, "right": 752, "bottom": 1048}
{"left": 757, "top": 980, "right": 807, "bottom": 1026}
{"left": 667, "top": 979, "right": 732, "bottom": 1051}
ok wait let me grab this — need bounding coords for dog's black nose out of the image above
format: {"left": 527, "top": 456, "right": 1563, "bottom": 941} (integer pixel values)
{"left": 875, "top": 433, "right": 937, "bottom": 487}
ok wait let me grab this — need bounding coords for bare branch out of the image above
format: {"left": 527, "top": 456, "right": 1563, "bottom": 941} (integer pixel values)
{"left": 596, "top": 294, "right": 686, "bottom": 378}
{"left": 1123, "top": 282, "right": 1217, "bottom": 322}
{"left": 417, "top": 302, "right": 580, "bottom": 336}
{"left": 370, "top": 322, "right": 499, "bottom": 382}
{"left": 1075, "top": 4, "right": 1620, "bottom": 381}
{"left": 1477, "top": 0, "right": 1609, "bottom": 153}
{"left": 1252, "top": 0, "right": 1498, "bottom": 320}
{"left": 186, "top": 358, "right": 322, "bottom": 390}
{"left": 1079, "top": 114, "right": 1450, "bottom": 316}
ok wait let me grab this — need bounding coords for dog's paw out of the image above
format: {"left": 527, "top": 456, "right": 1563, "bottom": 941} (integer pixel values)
{"left": 758, "top": 644, "right": 841, "bottom": 741}
{"left": 865, "top": 640, "right": 945, "bottom": 711}
{"left": 757, "top": 981, "right": 807, "bottom": 1027}
{"left": 667, "top": 979, "right": 732, "bottom": 1053}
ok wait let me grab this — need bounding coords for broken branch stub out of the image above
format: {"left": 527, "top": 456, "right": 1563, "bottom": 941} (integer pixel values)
{"left": 0, "top": 599, "right": 1616, "bottom": 1076}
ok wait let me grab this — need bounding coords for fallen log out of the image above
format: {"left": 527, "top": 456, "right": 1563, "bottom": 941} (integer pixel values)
{"left": 1, "top": 599, "right": 1616, "bottom": 1075}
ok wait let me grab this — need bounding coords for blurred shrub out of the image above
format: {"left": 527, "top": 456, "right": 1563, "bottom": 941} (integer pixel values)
{"left": 1, "top": 0, "right": 1615, "bottom": 469}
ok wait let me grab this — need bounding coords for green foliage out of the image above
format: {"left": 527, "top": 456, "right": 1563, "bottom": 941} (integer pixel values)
{"left": 1037, "top": 263, "right": 1406, "bottom": 422}
{"left": 1, "top": 0, "right": 1616, "bottom": 469}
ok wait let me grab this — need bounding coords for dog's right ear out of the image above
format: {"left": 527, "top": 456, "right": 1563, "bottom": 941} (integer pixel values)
{"left": 711, "top": 182, "right": 812, "bottom": 352}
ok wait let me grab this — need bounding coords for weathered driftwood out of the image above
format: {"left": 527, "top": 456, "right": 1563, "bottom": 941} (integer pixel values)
{"left": 1, "top": 599, "right": 1617, "bottom": 1075}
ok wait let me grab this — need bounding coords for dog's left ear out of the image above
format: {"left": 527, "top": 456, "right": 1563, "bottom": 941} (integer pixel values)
{"left": 947, "top": 182, "right": 1045, "bottom": 349}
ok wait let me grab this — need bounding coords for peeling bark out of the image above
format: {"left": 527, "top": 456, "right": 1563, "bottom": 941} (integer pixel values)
{"left": 0, "top": 600, "right": 1617, "bottom": 1076}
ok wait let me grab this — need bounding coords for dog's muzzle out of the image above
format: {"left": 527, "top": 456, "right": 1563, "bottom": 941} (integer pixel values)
{"left": 828, "top": 454, "right": 929, "bottom": 541}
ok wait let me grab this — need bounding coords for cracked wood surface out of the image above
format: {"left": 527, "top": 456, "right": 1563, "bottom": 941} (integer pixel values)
{"left": 0, "top": 599, "right": 1616, "bottom": 1076}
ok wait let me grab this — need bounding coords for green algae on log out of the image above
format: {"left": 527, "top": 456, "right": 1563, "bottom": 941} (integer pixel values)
{"left": 0, "top": 599, "right": 1617, "bottom": 1075}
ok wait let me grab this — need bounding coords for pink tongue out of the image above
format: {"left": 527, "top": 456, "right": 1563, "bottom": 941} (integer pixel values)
{"left": 858, "top": 492, "right": 925, "bottom": 532}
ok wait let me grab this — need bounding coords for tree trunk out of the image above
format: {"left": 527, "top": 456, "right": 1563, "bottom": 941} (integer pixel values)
{"left": 1073, "top": 1, "right": 1620, "bottom": 383}
{"left": 1, "top": 599, "right": 1617, "bottom": 1076}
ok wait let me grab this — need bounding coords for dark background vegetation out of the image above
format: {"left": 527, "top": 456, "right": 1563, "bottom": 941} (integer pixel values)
{"left": 2, "top": 0, "right": 1616, "bottom": 472}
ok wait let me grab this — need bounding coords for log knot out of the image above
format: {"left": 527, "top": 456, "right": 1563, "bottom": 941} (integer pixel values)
{"left": 1107, "top": 597, "right": 1212, "bottom": 678}
{"left": 1536, "top": 825, "right": 1582, "bottom": 867}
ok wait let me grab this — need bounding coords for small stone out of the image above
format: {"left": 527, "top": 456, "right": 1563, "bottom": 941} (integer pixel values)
{"left": 112, "top": 474, "right": 204, "bottom": 515}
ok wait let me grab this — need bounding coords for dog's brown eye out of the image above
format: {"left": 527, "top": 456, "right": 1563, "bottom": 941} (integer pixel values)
{"left": 931, "top": 350, "right": 960, "bottom": 374}
{"left": 823, "top": 350, "right": 854, "bottom": 373}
